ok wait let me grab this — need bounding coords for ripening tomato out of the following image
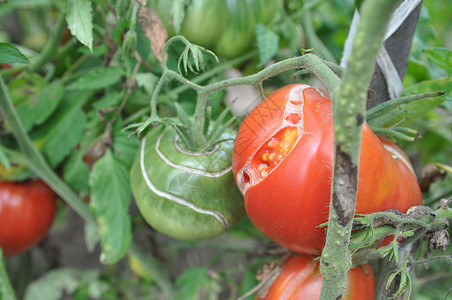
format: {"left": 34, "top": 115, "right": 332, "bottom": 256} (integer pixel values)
{"left": 232, "top": 84, "right": 422, "bottom": 255}
{"left": 0, "top": 179, "right": 57, "bottom": 256}
{"left": 256, "top": 254, "right": 375, "bottom": 300}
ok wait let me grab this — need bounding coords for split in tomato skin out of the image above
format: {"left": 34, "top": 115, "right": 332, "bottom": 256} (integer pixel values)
{"left": 255, "top": 254, "right": 375, "bottom": 300}
{"left": 232, "top": 84, "right": 423, "bottom": 255}
{"left": 0, "top": 179, "right": 57, "bottom": 257}
{"left": 130, "top": 125, "right": 245, "bottom": 241}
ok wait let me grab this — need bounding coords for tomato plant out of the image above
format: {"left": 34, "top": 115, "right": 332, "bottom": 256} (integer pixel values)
{"left": 130, "top": 125, "right": 244, "bottom": 240}
{"left": 150, "top": 0, "right": 283, "bottom": 57}
{"left": 256, "top": 254, "right": 375, "bottom": 300}
{"left": 232, "top": 84, "right": 423, "bottom": 254}
{"left": 0, "top": 179, "right": 56, "bottom": 257}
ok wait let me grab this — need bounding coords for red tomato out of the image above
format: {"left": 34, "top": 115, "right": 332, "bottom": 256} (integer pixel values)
{"left": 232, "top": 84, "right": 422, "bottom": 254}
{"left": 0, "top": 179, "right": 57, "bottom": 257}
{"left": 256, "top": 254, "right": 375, "bottom": 300}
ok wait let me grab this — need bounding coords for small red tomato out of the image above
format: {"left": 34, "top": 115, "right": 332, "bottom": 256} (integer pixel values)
{"left": 0, "top": 179, "right": 57, "bottom": 257}
{"left": 256, "top": 254, "right": 375, "bottom": 300}
{"left": 232, "top": 84, "right": 422, "bottom": 254}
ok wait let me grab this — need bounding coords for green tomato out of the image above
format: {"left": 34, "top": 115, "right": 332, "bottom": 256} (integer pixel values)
{"left": 130, "top": 125, "right": 244, "bottom": 240}
{"left": 180, "top": 0, "right": 228, "bottom": 49}
{"left": 151, "top": 0, "right": 283, "bottom": 57}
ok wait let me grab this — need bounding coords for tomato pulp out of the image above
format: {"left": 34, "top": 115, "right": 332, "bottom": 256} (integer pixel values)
{"left": 232, "top": 84, "right": 422, "bottom": 254}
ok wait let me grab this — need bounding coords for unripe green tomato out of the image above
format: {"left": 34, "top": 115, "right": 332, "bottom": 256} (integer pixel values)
{"left": 130, "top": 125, "right": 244, "bottom": 240}
{"left": 179, "top": 0, "right": 228, "bottom": 49}
{"left": 151, "top": 0, "right": 283, "bottom": 57}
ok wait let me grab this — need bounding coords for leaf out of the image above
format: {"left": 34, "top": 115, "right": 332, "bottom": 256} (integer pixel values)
{"left": 176, "top": 267, "right": 221, "bottom": 300}
{"left": 24, "top": 269, "right": 80, "bottom": 300}
{"left": 7, "top": 74, "right": 46, "bottom": 131}
{"left": 63, "top": 148, "right": 90, "bottom": 193}
{"left": 135, "top": 73, "right": 159, "bottom": 95}
{"left": 69, "top": 67, "right": 124, "bottom": 90}
{"left": 89, "top": 149, "right": 132, "bottom": 264}
{"left": 366, "top": 90, "right": 447, "bottom": 128}
{"left": 0, "top": 147, "right": 10, "bottom": 171}
{"left": 31, "top": 90, "right": 91, "bottom": 167}
{"left": 423, "top": 47, "right": 452, "bottom": 73}
{"left": 0, "top": 42, "right": 29, "bottom": 63}
{"left": 84, "top": 220, "right": 99, "bottom": 253}
{"left": 174, "top": 102, "right": 192, "bottom": 130}
{"left": 167, "top": 0, "right": 185, "bottom": 34}
{"left": 278, "top": 18, "right": 302, "bottom": 54}
{"left": 112, "top": 122, "right": 140, "bottom": 169}
{"left": 256, "top": 24, "right": 279, "bottom": 67}
{"left": 66, "top": 0, "right": 93, "bottom": 51}
{"left": 23, "top": 268, "right": 105, "bottom": 300}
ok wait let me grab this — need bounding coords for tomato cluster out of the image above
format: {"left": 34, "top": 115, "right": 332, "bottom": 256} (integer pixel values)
{"left": 232, "top": 84, "right": 422, "bottom": 254}
{"left": 0, "top": 179, "right": 56, "bottom": 257}
{"left": 151, "top": 0, "right": 283, "bottom": 57}
{"left": 256, "top": 254, "right": 375, "bottom": 300}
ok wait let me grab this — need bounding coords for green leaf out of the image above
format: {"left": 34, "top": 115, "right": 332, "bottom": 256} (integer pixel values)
{"left": 112, "top": 122, "right": 140, "bottom": 169}
{"left": 0, "top": 42, "right": 29, "bottom": 64}
{"left": 174, "top": 102, "right": 192, "bottom": 130}
{"left": 170, "top": 0, "right": 186, "bottom": 34}
{"left": 69, "top": 67, "right": 124, "bottom": 90}
{"left": 84, "top": 220, "right": 99, "bottom": 253}
{"left": 23, "top": 268, "right": 104, "bottom": 300}
{"left": 24, "top": 268, "right": 80, "bottom": 300}
{"left": 256, "top": 23, "right": 279, "bottom": 67}
{"left": 8, "top": 74, "right": 46, "bottom": 131}
{"left": 366, "top": 89, "right": 447, "bottom": 128}
{"left": 176, "top": 267, "right": 221, "bottom": 300}
{"left": 423, "top": 47, "right": 452, "bottom": 73}
{"left": 66, "top": 0, "right": 93, "bottom": 51}
{"left": 89, "top": 149, "right": 132, "bottom": 264}
{"left": 92, "top": 90, "right": 125, "bottom": 111}
{"left": 7, "top": 76, "right": 64, "bottom": 132}
{"left": 0, "top": 147, "right": 10, "bottom": 171}
{"left": 63, "top": 148, "right": 90, "bottom": 193}
{"left": 135, "top": 73, "right": 159, "bottom": 95}
{"left": 31, "top": 90, "right": 91, "bottom": 167}
{"left": 278, "top": 18, "right": 302, "bottom": 54}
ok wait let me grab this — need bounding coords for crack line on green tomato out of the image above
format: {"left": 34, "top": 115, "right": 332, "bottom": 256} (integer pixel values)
{"left": 236, "top": 85, "right": 308, "bottom": 195}
{"left": 156, "top": 129, "right": 233, "bottom": 177}
{"left": 139, "top": 137, "right": 230, "bottom": 229}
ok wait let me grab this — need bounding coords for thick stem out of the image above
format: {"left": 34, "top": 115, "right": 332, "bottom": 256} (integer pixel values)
{"left": 319, "top": 0, "right": 400, "bottom": 299}
{"left": 0, "top": 249, "right": 17, "bottom": 300}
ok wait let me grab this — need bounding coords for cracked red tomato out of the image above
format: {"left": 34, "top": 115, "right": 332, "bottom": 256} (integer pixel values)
{"left": 0, "top": 179, "right": 56, "bottom": 256}
{"left": 232, "top": 84, "right": 422, "bottom": 255}
{"left": 256, "top": 254, "right": 375, "bottom": 300}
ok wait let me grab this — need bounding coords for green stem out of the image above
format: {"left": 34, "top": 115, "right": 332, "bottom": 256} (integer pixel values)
{"left": 301, "top": 10, "right": 337, "bottom": 63}
{"left": 319, "top": 0, "right": 400, "bottom": 299}
{"left": 0, "top": 249, "right": 17, "bottom": 300}
{"left": 28, "top": 11, "right": 66, "bottom": 73}
{"left": 0, "top": 76, "right": 175, "bottom": 297}
{"left": 202, "top": 53, "right": 340, "bottom": 95}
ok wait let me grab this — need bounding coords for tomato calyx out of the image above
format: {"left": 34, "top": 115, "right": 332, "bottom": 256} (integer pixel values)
{"left": 236, "top": 85, "right": 308, "bottom": 195}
